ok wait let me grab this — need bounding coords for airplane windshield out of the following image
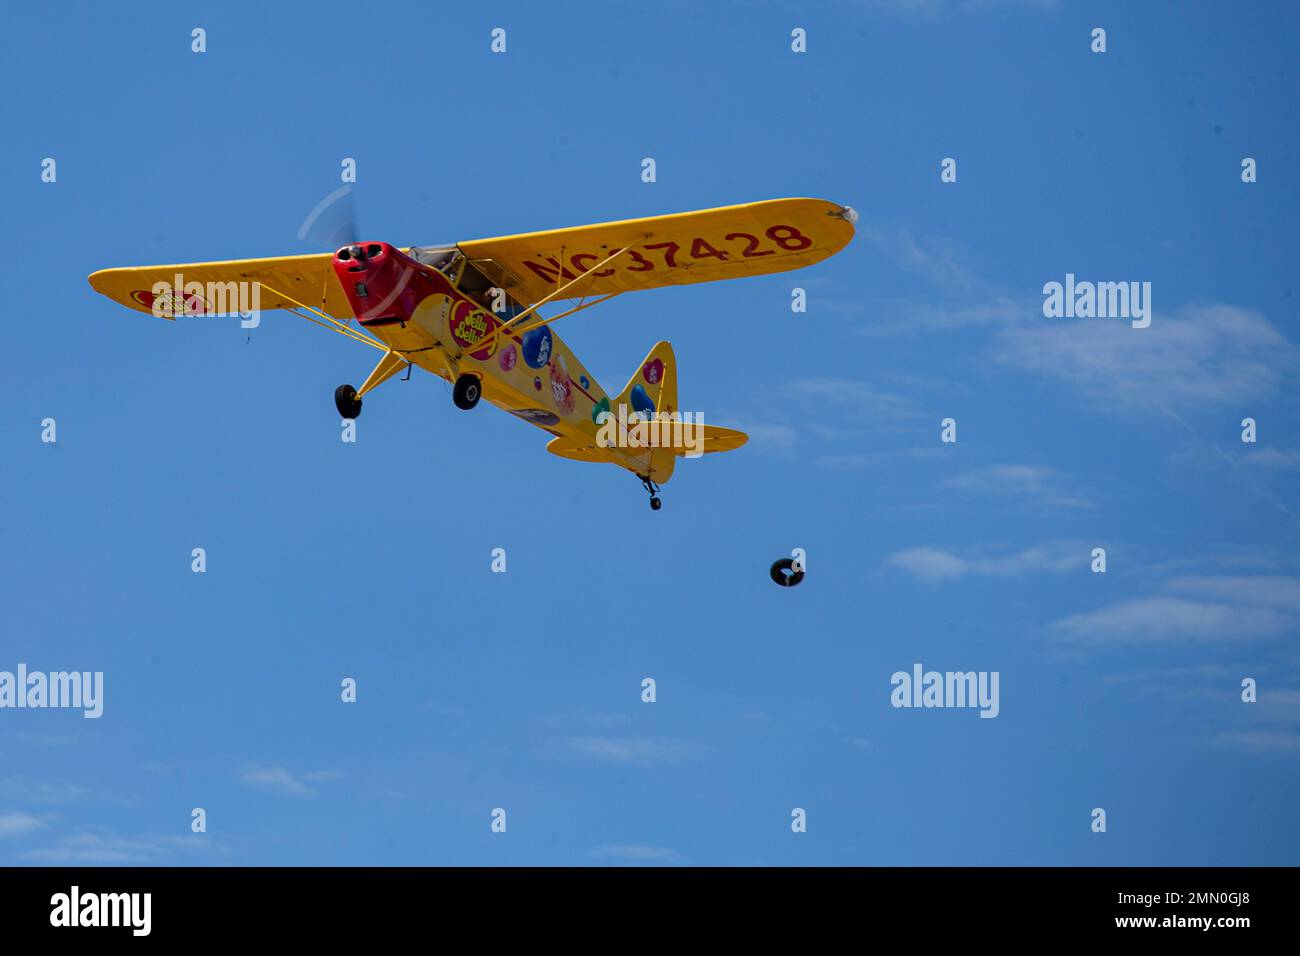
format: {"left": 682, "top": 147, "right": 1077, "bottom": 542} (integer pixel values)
{"left": 409, "top": 245, "right": 460, "bottom": 276}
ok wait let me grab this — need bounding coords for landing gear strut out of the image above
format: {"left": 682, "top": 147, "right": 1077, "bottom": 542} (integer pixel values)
{"left": 639, "top": 474, "right": 662, "bottom": 511}
{"left": 453, "top": 373, "right": 481, "bottom": 410}
{"left": 335, "top": 383, "right": 362, "bottom": 419}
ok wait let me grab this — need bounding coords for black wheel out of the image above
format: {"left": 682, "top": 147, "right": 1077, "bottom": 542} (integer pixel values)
{"left": 650, "top": 496, "right": 662, "bottom": 511}
{"left": 769, "top": 557, "right": 805, "bottom": 587}
{"left": 453, "top": 374, "right": 481, "bottom": 410}
{"left": 335, "top": 384, "right": 362, "bottom": 419}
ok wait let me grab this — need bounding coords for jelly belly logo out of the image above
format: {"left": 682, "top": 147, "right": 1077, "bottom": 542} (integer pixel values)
{"left": 131, "top": 286, "right": 210, "bottom": 318}
{"left": 448, "top": 300, "right": 500, "bottom": 360}
{"left": 130, "top": 276, "right": 261, "bottom": 321}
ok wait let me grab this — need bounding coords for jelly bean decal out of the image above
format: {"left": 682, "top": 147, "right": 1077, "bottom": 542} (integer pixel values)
{"left": 642, "top": 358, "right": 664, "bottom": 385}
{"left": 548, "top": 356, "right": 575, "bottom": 414}
{"left": 522, "top": 326, "right": 554, "bottom": 369}
{"left": 498, "top": 342, "right": 518, "bottom": 372}
{"left": 630, "top": 383, "right": 656, "bottom": 416}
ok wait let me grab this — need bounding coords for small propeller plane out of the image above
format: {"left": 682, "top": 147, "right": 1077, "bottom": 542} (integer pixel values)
{"left": 89, "top": 198, "right": 856, "bottom": 508}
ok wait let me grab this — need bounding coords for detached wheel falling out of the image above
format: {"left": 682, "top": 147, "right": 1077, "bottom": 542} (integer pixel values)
{"left": 770, "top": 557, "right": 805, "bottom": 587}
{"left": 453, "top": 374, "right": 481, "bottom": 410}
{"left": 335, "top": 384, "right": 362, "bottom": 419}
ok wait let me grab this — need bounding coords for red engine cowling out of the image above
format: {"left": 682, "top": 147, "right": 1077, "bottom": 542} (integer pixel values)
{"left": 332, "top": 242, "right": 441, "bottom": 326}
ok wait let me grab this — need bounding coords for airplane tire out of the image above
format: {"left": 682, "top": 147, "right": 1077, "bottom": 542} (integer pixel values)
{"left": 453, "top": 374, "right": 481, "bottom": 410}
{"left": 335, "top": 384, "right": 362, "bottom": 419}
{"left": 769, "top": 557, "right": 805, "bottom": 587}
{"left": 650, "top": 496, "right": 662, "bottom": 511}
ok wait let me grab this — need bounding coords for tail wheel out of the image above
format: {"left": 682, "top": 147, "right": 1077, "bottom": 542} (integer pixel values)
{"left": 453, "top": 374, "right": 481, "bottom": 410}
{"left": 769, "top": 558, "right": 805, "bottom": 587}
{"left": 335, "top": 384, "right": 362, "bottom": 419}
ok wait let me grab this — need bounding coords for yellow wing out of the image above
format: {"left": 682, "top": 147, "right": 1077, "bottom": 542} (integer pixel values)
{"left": 88, "top": 252, "right": 348, "bottom": 319}
{"left": 458, "top": 198, "right": 855, "bottom": 305}
{"left": 87, "top": 198, "right": 855, "bottom": 321}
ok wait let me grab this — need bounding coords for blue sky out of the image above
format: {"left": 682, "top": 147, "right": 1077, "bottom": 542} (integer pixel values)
{"left": 2, "top": 0, "right": 1298, "bottom": 865}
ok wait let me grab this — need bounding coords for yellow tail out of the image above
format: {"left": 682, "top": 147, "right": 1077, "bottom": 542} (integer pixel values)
{"left": 614, "top": 341, "right": 678, "bottom": 419}
{"left": 546, "top": 341, "right": 748, "bottom": 484}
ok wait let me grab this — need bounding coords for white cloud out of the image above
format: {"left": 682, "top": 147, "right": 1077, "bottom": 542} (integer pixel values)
{"left": 1241, "top": 448, "right": 1300, "bottom": 469}
{"left": 1214, "top": 731, "right": 1300, "bottom": 755}
{"left": 856, "top": 227, "right": 1296, "bottom": 418}
{"left": 565, "top": 737, "right": 699, "bottom": 766}
{"left": 1254, "top": 688, "right": 1300, "bottom": 725}
{"left": 886, "top": 547, "right": 969, "bottom": 580}
{"left": 887, "top": 541, "right": 1086, "bottom": 581}
{"left": 859, "top": 228, "right": 983, "bottom": 292}
{"left": 1166, "top": 576, "right": 1300, "bottom": 612}
{"left": 0, "top": 778, "right": 90, "bottom": 805}
{"left": 994, "top": 304, "right": 1299, "bottom": 412}
{"left": 942, "top": 464, "right": 1093, "bottom": 510}
{"left": 23, "top": 831, "right": 223, "bottom": 864}
{"left": 590, "top": 845, "right": 680, "bottom": 862}
{"left": 786, "top": 378, "right": 924, "bottom": 419}
{"left": 869, "top": 0, "right": 1059, "bottom": 16}
{"left": 238, "top": 765, "right": 342, "bottom": 797}
{"left": 858, "top": 296, "right": 1027, "bottom": 337}
{"left": 736, "top": 423, "right": 798, "bottom": 451}
{"left": 0, "top": 812, "right": 47, "bottom": 838}
{"left": 1049, "top": 596, "right": 1293, "bottom": 645}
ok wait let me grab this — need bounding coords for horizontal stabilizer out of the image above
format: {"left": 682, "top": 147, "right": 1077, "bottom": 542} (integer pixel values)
{"left": 546, "top": 424, "right": 747, "bottom": 462}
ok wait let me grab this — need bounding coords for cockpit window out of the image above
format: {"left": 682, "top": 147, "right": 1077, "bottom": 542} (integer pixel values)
{"left": 458, "top": 261, "right": 525, "bottom": 320}
{"left": 408, "top": 247, "right": 526, "bottom": 319}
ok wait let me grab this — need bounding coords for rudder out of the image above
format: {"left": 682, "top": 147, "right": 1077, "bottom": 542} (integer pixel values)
{"left": 614, "top": 341, "right": 678, "bottom": 418}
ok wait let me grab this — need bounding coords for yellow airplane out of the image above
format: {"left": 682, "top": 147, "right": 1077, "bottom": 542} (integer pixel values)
{"left": 89, "top": 198, "right": 856, "bottom": 509}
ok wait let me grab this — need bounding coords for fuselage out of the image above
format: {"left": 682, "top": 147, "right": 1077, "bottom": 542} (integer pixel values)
{"left": 333, "top": 241, "right": 661, "bottom": 475}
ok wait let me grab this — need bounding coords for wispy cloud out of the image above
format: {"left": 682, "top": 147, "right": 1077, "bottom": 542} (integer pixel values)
{"left": 732, "top": 377, "right": 926, "bottom": 455}
{"left": 887, "top": 547, "right": 967, "bottom": 581}
{"left": 887, "top": 541, "right": 1086, "bottom": 581}
{"left": 1214, "top": 731, "right": 1300, "bottom": 755}
{"left": 0, "top": 778, "right": 91, "bottom": 806}
{"left": 1050, "top": 592, "right": 1297, "bottom": 646}
{"left": 860, "top": 228, "right": 982, "bottom": 293}
{"left": 1165, "top": 575, "right": 1300, "bottom": 612}
{"left": 0, "top": 811, "right": 47, "bottom": 838}
{"left": 738, "top": 422, "right": 799, "bottom": 451}
{"left": 994, "top": 304, "right": 1299, "bottom": 412}
{"left": 565, "top": 737, "right": 700, "bottom": 767}
{"left": 942, "top": 464, "right": 1093, "bottom": 510}
{"left": 786, "top": 378, "right": 925, "bottom": 419}
{"left": 1241, "top": 448, "right": 1300, "bottom": 469}
{"left": 22, "top": 831, "right": 224, "bottom": 864}
{"left": 238, "top": 765, "right": 343, "bottom": 797}
{"left": 858, "top": 224, "right": 1297, "bottom": 419}
{"left": 866, "top": 0, "right": 1059, "bottom": 18}
{"left": 590, "top": 844, "right": 681, "bottom": 863}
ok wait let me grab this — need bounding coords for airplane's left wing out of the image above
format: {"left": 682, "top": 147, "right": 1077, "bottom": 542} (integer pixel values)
{"left": 457, "top": 198, "right": 856, "bottom": 306}
{"left": 88, "top": 252, "right": 349, "bottom": 319}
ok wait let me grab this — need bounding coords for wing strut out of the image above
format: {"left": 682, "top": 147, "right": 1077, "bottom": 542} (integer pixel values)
{"left": 466, "top": 237, "right": 647, "bottom": 357}
{"left": 257, "top": 281, "right": 389, "bottom": 353}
